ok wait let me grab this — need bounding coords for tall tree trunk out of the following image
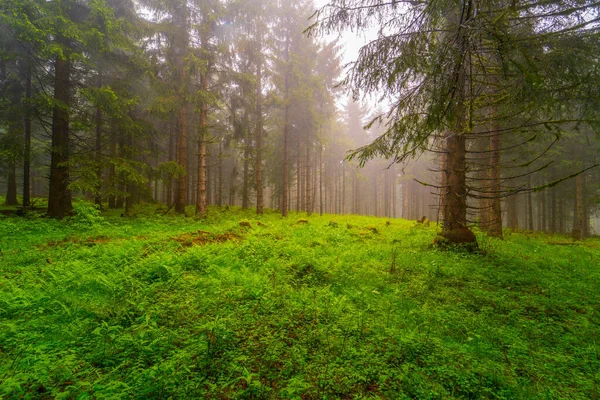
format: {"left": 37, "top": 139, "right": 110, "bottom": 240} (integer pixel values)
{"left": 572, "top": 173, "right": 584, "bottom": 240}
{"left": 175, "top": 105, "right": 188, "bottom": 213}
{"left": 282, "top": 36, "right": 290, "bottom": 217}
{"left": 23, "top": 62, "right": 32, "bottom": 207}
{"left": 306, "top": 146, "right": 311, "bottom": 215}
{"left": 550, "top": 185, "right": 557, "bottom": 234}
{"left": 558, "top": 195, "right": 565, "bottom": 233}
{"left": 94, "top": 75, "right": 103, "bottom": 208}
{"left": 487, "top": 124, "right": 503, "bottom": 238}
{"left": 166, "top": 122, "right": 175, "bottom": 207}
{"left": 438, "top": 5, "right": 476, "bottom": 246}
{"left": 319, "top": 144, "right": 323, "bottom": 215}
{"left": 196, "top": 73, "right": 208, "bottom": 218}
{"left": 48, "top": 52, "right": 73, "bottom": 219}
{"left": 217, "top": 140, "right": 223, "bottom": 207}
{"left": 108, "top": 127, "right": 117, "bottom": 208}
{"left": 296, "top": 134, "right": 301, "bottom": 212}
{"left": 174, "top": 6, "right": 189, "bottom": 214}
{"left": 541, "top": 190, "right": 547, "bottom": 232}
{"left": 527, "top": 175, "right": 534, "bottom": 230}
{"left": 402, "top": 179, "right": 409, "bottom": 219}
{"left": 441, "top": 131, "right": 476, "bottom": 244}
{"left": 5, "top": 161, "right": 17, "bottom": 205}
{"left": 255, "top": 14, "right": 264, "bottom": 215}
{"left": 229, "top": 161, "right": 237, "bottom": 206}
{"left": 242, "top": 135, "right": 250, "bottom": 209}
{"left": 341, "top": 163, "right": 346, "bottom": 215}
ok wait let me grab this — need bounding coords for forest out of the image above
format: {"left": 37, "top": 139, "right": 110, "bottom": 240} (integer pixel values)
{"left": 1, "top": 0, "right": 599, "bottom": 398}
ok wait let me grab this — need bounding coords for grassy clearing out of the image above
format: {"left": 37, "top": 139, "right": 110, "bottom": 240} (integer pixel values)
{"left": 1, "top": 202, "right": 599, "bottom": 399}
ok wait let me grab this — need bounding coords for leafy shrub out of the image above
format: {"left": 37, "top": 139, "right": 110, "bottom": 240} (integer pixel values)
{"left": 71, "top": 200, "right": 105, "bottom": 228}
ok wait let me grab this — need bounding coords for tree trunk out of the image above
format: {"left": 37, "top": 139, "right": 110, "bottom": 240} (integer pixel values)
{"left": 541, "top": 190, "right": 547, "bottom": 232}
{"left": 196, "top": 73, "right": 208, "bottom": 218}
{"left": 550, "top": 185, "right": 557, "bottom": 234}
{"left": 296, "top": 135, "right": 301, "bottom": 212}
{"left": 23, "top": 62, "right": 32, "bottom": 207}
{"left": 487, "top": 125, "right": 503, "bottom": 238}
{"left": 402, "top": 179, "right": 409, "bottom": 219}
{"left": 319, "top": 144, "right": 323, "bottom": 215}
{"left": 242, "top": 134, "right": 250, "bottom": 209}
{"left": 438, "top": 5, "right": 476, "bottom": 246}
{"left": 94, "top": 75, "right": 103, "bottom": 208}
{"left": 175, "top": 104, "right": 187, "bottom": 214}
{"left": 441, "top": 131, "right": 476, "bottom": 245}
{"left": 305, "top": 146, "right": 311, "bottom": 215}
{"left": 255, "top": 29, "right": 264, "bottom": 214}
{"left": 108, "top": 127, "right": 117, "bottom": 208}
{"left": 341, "top": 163, "right": 346, "bottom": 215}
{"left": 5, "top": 162, "right": 17, "bottom": 206}
{"left": 527, "top": 175, "right": 534, "bottom": 230}
{"left": 166, "top": 122, "right": 175, "bottom": 207}
{"left": 558, "top": 195, "right": 565, "bottom": 234}
{"left": 217, "top": 141, "right": 223, "bottom": 207}
{"left": 174, "top": 6, "right": 189, "bottom": 215}
{"left": 572, "top": 173, "right": 584, "bottom": 240}
{"left": 48, "top": 52, "right": 73, "bottom": 219}
{"left": 281, "top": 36, "right": 290, "bottom": 217}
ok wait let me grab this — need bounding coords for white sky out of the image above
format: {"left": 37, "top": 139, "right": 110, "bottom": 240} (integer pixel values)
{"left": 312, "top": 0, "right": 375, "bottom": 65}
{"left": 311, "top": 0, "right": 382, "bottom": 114}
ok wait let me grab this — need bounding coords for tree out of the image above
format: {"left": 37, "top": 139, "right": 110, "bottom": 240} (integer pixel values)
{"left": 311, "top": 0, "right": 600, "bottom": 246}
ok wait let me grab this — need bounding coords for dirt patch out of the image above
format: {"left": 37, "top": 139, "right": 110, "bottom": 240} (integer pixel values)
{"left": 172, "top": 230, "right": 242, "bottom": 248}
{"left": 40, "top": 235, "right": 111, "bottom": 249}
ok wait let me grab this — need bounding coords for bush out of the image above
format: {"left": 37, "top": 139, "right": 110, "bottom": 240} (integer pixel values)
{"left": 71, "top": 200, "right": 105, "bottom": 228}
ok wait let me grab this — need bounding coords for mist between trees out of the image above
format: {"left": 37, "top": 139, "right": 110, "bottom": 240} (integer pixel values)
{"left": 1, "top": 0, "right": 599, "bottom": 245}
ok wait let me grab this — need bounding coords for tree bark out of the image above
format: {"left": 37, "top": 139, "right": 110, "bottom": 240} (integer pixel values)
{"left": 527, "top": 175, "right": 534, "bottom": 230}
{"left": 174, "top": 6, "right": 189, "bottom": 215}
{"left": 572, "top": 173, "right": 584, "bottom": 240}
{"left": 487, "top": 123, "right": 503, "bottom": 238}
{"left": 23, "top": 62, "right": 32, "bottom": 207}
{"left": 319, "top": 144, "right": 323, "bottom": 215}
{"left": 441, "top": 130, "right": 476, "bottom": 245}
{"left": 305, "top": 146, "right": 311, "bottom": 215}
{"left": 550, "top": 185, "right": 557, "bottom": 234}
{"left": 196, "top": 74, "right": 208, "bottom": 218}
{"left": 255, "top": 27, "right": 264, "bottom": 214}
{"left": 242, "top": 134, "right": 250, "bottom": 209}
{"left": 217, "top": 140, "right": 223, "bottom": 207}
{"left": 48, "top": 52, "right": 73, "bottom": 219}
{"left": 282, "top": 35, "right": 290, "bottom": 217}
{"left": 5, "top": 162, "right": 17, "bottom": 205}
{"left": 108, "top": 126, "right": 117, "bottom": 208}
{"left": 94, "top": 74, "right": 103, "bottom": 208}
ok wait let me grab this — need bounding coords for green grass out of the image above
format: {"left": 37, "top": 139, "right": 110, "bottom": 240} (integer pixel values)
{"left": 1, "top": 202, "right": 599, "bottom": 399}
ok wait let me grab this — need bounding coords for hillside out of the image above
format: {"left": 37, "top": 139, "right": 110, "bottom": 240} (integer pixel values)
{"left": 1, "top": 202, "right": 599, "bottom": 399}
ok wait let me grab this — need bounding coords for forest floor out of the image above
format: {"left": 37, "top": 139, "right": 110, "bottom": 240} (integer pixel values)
{"left": 1, "top": 200, "right": 599, "bottom": 399}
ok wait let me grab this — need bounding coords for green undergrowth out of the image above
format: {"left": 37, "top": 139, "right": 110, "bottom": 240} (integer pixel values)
{"left": 1, "top": 202, "right": 599, "bottom": 399}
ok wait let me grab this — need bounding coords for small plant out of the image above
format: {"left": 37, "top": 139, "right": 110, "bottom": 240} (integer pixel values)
{"left": 71, "top": 200, "right": 105, "bottom": 228}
